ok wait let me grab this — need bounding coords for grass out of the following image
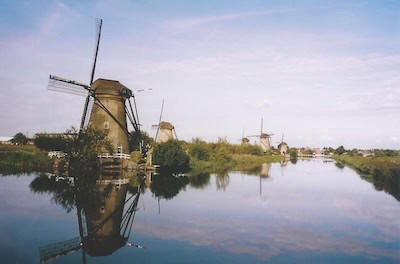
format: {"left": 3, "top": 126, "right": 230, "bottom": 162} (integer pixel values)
{"left": 333, "top": 155, "right": 400, "bottom": 201}
{"left": 0, "top": 144, "right": 41, "bottom": 153}
{"left": 0, "top": 145, "right": 52, "bottom": 175}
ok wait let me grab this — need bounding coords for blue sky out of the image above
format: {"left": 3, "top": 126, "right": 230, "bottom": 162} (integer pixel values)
{"left": 0, "top": 0, "right": 399, "bottom": 149}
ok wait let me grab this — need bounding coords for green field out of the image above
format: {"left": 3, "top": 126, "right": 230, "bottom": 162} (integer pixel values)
{"left": 0, "top": 144, "right": 51, "bottom": 175}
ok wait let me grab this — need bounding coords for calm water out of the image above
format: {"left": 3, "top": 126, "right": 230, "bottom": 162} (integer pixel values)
{"left": 0, "top": 159, "right": 399, "bottom": 263}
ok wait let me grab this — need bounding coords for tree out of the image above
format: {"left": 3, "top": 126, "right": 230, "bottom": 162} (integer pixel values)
{"left": 153, "top": 141, "right": 190, "bottom": 172}
{"left": 12, "top": 133, "right": 28, "bottom": 145}
{"left": 289, "top": 148, "right": 298, "bottom": 159}
{"left": 335, "top": 145, "right": 346, "bottom": 155}
{"left": 128, "top": 131, "right": 154, "bottom": 153}
{"left": 34, "top": 134, "right": 69, "bottom": 151}
{"left": 188, "top": 141, "right": 211, "bottom": 161}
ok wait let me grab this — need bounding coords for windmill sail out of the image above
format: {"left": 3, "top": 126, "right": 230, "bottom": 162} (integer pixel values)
{"left": 47, "top": 75, "right": 91, "bottom": 97}
{"left": 155, "top": 99, "right": 164, "bottom": 140}
{"left": 81, "top": 18, "right": 103, "bottom": 130}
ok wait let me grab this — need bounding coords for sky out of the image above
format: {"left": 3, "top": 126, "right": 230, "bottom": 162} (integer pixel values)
{"left": 0, "top": 0, "right": 399, "bottom": 149}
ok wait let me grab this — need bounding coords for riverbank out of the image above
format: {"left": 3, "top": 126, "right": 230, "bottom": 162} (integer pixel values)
{"left": 333, "top": 155, "right": 400, "bottom": 201}
{"left": 189, "top": 154, "right": 283, "bottom": 175}
{"left": 0, "top": 145, "right": 52, "bottom": 175}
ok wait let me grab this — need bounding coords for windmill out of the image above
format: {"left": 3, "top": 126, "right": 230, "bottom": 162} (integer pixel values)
{"left": 152, "top": 100, "right": 178, "bottom": 143}
{"left": 248, "top": 118, "right": 273, "bottom": 153}
{"left": 277, "top": 133, "right": 289, "bottom": 156}
{"left": 238, "top": 128, "right": 249, "bottom": 145}
{"left": 47, "top": 19, "right": 141, "bottom": 155}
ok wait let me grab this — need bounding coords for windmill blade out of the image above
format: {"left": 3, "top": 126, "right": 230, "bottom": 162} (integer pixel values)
{"left": 90, "top": 18, "right": 103, "bottom": 85}
{"left": 83, "top": 97, "right": 94, "bottom": 128}
{"left": 155, "top": 99, "right": 164, "bottom": 140}
{"left": 81, "top": 18, "right": 103, "bottom": 130}
{"left": 173, "top": 129, "right": 178, "bottom": 140}
{"left": 261, "top": 118, "right": 263, "bottom": 134}
{"left": 48, "top": 75, "right": 91, "bottom": 97}
{"left": 281, "top": 133, "right": 284, "bottom": 143}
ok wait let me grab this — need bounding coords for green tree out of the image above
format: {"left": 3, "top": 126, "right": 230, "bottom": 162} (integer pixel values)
{"left": 335, "top": 145, "right": 346, "bottom": 155}
{"left": 12, "top": 133, "right": 28, "bottom": 145}
{"left": 34, "top": 134, "right": 69, "bottom": 151}
{"left": 128, "top": 131, "right": 154, "bottom": 153}
{"left": 188, "top": 140, "right": 211, "bottom": 161}
{"left": 65, "top": 127, "right": 113, "bottom": 173}
{"left": 289, "top": 148, "right": 298, "bottom": 159}
{"left": 153, "top": 141, "right": 190, "bottom": 172}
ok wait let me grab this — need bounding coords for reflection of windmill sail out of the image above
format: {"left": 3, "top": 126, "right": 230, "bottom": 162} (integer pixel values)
{"left": 38, "top": 173, "right": 144, "bottom": 262}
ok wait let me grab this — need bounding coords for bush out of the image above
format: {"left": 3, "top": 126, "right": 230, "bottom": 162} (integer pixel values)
{"left": 289, "top": 148, "right": 298, "bottom": 159}
{"left": 188, "top": 142, "right": 211, "bottom": 161}
{"left": 34, "top": 134, "right": 70, "bottom": 151}
{"left": 12, "top": 133, "right": 28, "bottom": 145}
{"left": 153, "top": 141, "right": 190, "bottom": 172}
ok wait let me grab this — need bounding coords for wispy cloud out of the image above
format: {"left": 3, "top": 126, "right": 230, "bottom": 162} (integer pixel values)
{"left": 163, "top": 7, "right": 311, "bottom": 32}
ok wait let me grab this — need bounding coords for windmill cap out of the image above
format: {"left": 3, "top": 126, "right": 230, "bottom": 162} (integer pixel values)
{"left": 92, "top": 78, "right": 132, "bottom": 97}
{"left": 159, "top": 121, "right": 174, "bottom": 129}
{"left": 260, "top": 133, "right": 271, "bottom": 138}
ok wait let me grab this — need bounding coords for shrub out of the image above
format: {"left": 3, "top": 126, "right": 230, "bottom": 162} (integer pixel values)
{"left": 153, "top": 141, "right": 190, "bottom": 172}
{"left": 188, "top": 142, "right": 211, "bottom": 161}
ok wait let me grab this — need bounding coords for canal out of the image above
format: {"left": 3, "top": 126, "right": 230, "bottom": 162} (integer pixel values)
{"left": 0, "top": 159, "right": 399, "bottom": 263}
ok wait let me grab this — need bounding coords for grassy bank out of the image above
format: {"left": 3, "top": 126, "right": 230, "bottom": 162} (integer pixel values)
{"left": 0, "top": 144, "right": 40, "bottom": 153}
{"left": 0, "top": 146, "right": 52, "bottom": 175}
{"left": 189, "top": 154, "right": 283, "bottom": 175}
{"left": 333, "top": 155, "right": 400, "bottom": 201}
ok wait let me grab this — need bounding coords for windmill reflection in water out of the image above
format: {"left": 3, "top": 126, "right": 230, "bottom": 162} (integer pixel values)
{"left": 38, "top": 167, "right": 145, "bottom": 263}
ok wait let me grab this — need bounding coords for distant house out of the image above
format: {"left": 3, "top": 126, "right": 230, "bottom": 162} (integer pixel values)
{"left": 358, "top": 150, "right": 374, "bottom": 157}
{"left": 0, "top": 137, "right": 13, "bottom": 145}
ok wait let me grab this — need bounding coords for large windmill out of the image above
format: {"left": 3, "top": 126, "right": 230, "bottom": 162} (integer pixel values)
{"left": 248, "top": 118, "right": 273, "bottom": 153}
{"left": 152, "top": 100, "right": 178, "bottom": 143}
{"left": 47, "top": 19, "right": 141, "bottom": 155}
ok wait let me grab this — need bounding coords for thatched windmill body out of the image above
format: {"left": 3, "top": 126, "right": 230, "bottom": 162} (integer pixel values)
{"left": 152, "top": 100, "right": 178, "bottom": 143}
{"left": 248, "top": 118, "right": 273, "bottom": 153}
{"left": 239, "top": 128, "right": 250, "bottom": 145}
{"left": 277, "top": 134, "right": 289, "bottom": 156}
{"left": 47, "top": 19, "right": 141, "bottom": 156}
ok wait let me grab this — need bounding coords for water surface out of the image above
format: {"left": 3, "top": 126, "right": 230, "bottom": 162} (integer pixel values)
{"left": 0, "top": 159, "right": 399, "bottom": 263}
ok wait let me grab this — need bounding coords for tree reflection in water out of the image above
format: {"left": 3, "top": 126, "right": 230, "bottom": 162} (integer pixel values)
{"left": 215, "top": 171, "right": 230, "bottom": 191}
{"left": 189, "top": 173, "right": 211, "bottom": 189}
{"left": 150, "top": 173, "right": 189, "bottom": 200}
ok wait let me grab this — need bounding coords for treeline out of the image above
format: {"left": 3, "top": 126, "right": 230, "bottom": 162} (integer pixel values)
{"left": 324, "top": 146, "right": 400, "bottom": 156}
{"left": 152, "top": 138, "right": 283, "bottom": 174}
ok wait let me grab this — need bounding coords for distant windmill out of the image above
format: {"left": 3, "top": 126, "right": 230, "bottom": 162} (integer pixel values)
{"left": 152, "top": 100, "right": 178, "bottom": 143}
{"left": 248, "top": 118, "right": 273, "bottom": 152}
{"left": 238, "top": 128, "right": 250, "bottom": 145}
{"left": 277, "top": 134, "right": 289, "bottom": 156}
{"left": 47, "top": 19, "right": 141, "bottom": 155}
